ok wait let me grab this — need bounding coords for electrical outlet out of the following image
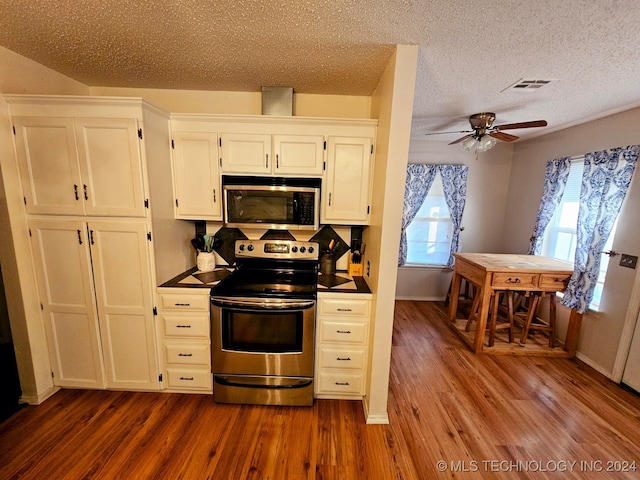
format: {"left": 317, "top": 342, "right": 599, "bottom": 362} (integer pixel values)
{"left": 620, "top": 254, "right": 638, "bottom": 269}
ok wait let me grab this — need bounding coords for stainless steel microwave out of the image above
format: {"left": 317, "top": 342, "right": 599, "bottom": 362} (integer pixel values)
{"left": 222, "top": 176, "right": 321, "bottom": 230}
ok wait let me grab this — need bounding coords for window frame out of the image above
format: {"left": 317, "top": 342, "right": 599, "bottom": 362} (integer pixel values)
{"left": 403, "top": 170, "right": 453, "bottom": 267}
{"left": 540, "top": 158, "right": 615, "bottom": 311}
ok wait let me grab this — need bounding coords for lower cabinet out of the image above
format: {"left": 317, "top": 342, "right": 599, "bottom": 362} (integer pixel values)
{"left": 157, "top": 288, "right": 212, "bottom": 392}
{"left": 315, "top": 292, "right": 372, "bottom": 399}
{"left": 29, "top": 218, "right": 159, "bottom": 391}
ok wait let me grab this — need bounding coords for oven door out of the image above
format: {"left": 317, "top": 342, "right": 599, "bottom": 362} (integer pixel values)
{"left": 210, "top": 296, "right": 315, "bottom": 378}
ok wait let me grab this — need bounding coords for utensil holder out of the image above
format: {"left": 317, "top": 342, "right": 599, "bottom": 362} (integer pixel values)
{"left": 320, "top": 253, "right": 336, "bottom": 275}
{"left": 196, "top": 251, "right": 216, "bottom": 272}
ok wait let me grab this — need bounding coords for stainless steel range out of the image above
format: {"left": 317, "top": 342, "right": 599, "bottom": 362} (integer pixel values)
{"left": 210, "top": 239, "right": 319, "bottom": 406}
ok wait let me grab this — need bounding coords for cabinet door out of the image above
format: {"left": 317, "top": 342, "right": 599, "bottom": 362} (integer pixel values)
{"left": 220, "top": 133, "right": 271, "bottom": 174}
{"left": 273, "top": 135, "right": 324, "bottom": 176}
{"left": 29, "top": 219, "right": 105, "bottom": 388}
{"left": 172, "top": 131, "right": 222, "bottom": 220}
{"left": 89, "top": 220, "right": 159, "bottom": 390}
{"left": 75, "top": 118, "right": 146, "bottom": 217}
{"left": 13, "top": 117, "right": 85, "bottom": 215}
{"left": 322, "top": 137, "right": 373, "bottom": 224}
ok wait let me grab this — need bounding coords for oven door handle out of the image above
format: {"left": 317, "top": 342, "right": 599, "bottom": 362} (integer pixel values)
{"left": 211, "top": 297, "right": 315, "bottom": 310}
{"left": 214, "top": 376, "right": 313, "bottom": 390}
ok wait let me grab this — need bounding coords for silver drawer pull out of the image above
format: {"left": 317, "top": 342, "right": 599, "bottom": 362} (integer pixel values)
{"left": 179, "top": 376, "right": 194, "bottom": 381}
{"left": 336, "top": 330, "right": 351, "bottom": 334}
{"left": 507, "top": 277, "right": 521, "bottom": 283}
{"left": 174, "top": 303, "right": 191, "bottom": 306}
{"left": 176, "top": 324, "right": 192, "bottom": 328}
{"left": 178, "top": 353, "right": 193, "bottom": 357}
{"left": 336, "top": 357, "right": 351, "bottom": 361}
{"left": 337, "top": 308, "right": 352, "bottom": 312}
{"left": 335, "top": 382, "right": 350, "bottom": 386}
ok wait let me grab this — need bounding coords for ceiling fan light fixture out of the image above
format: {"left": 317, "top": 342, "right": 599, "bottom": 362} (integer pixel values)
{"left": 477, "top": 135, "right": 497, "bottom": 152}
{"left": 461, "top": 136, "right": 477, "bottom": 151}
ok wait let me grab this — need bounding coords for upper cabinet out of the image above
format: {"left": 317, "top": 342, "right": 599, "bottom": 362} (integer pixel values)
{"left": 171, "top": 130, "right": 222, "bottom": 221}
{"left": 170, "top": 114, "right": 377, "bottom": 224}
{"left": 12, "top": 115, "right": 147, "bottom": 217}
{"left": 322, "top": 136, "right": 374, "bottom": 225}
{"left": 220, "top": 132, "right": 324, "bottom": 176}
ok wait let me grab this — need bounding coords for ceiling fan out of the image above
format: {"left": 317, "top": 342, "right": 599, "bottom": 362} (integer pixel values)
{"left": 427, "top": 112, "right": 548, "bottom": 152}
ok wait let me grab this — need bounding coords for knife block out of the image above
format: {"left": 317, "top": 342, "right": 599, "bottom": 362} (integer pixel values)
{"left": 348, "top": 253, "right": 363, "bottom": 277}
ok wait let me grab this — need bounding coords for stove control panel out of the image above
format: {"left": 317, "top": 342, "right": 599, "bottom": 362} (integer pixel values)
{"left": 235, "top": 240, "right": 319, "bottom": 260}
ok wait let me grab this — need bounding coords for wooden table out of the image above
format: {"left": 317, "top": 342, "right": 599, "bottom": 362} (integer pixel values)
{"left": 448, "top": 253, "right": 575, "bottom": 354}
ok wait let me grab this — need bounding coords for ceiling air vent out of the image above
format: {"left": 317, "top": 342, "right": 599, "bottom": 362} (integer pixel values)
{"left": 502, "top": 78, "right": 556, "bottom": 92}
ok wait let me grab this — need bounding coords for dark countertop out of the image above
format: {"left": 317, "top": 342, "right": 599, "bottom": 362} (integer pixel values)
{"left": 159, "top": 267, "right": 371, "bottom": 294}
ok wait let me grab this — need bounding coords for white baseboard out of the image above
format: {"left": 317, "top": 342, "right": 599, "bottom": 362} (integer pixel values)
{"left": 362, "top": 399, "right": 390, "bottom": 424}
{"left": 21, "top": 385, "right": 60, "bottom": 405}
{"left": 575, "top": 352, "right": 613, "bottom": 379}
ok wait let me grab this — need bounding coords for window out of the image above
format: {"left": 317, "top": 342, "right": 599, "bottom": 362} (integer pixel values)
{"left": 405, "top": 171, "right": 453, "bottom": 266}
{"left": 541, "top": 159, "right": 615, "bottom": 310}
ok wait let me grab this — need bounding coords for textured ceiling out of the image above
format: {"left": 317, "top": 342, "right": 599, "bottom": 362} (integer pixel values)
{"left": 2, "top": 0, "right": 640, "bottom": 142}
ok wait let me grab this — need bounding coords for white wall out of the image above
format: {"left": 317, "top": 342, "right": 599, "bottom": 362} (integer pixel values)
{"left": 90, "top": 86, "right": 372, "bottom": 119}
{"left": 364, "top": 45, "right": 418, "bottom": 423}
{"left": 502, "top": 107, "right": 640, "bottom": 376}
{"left": 0, "top": 47, "right": 90, "bottom": 402}
{"left": 395, "top": 140, "right": 514, "bottom": 300}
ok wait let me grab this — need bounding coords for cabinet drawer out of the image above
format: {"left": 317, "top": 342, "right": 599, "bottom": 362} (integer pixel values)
{"left": 164, "top": 342, "right": 210, "bottom": 365}
{"left": 539, "top": 273, "right": 571, "bottom": 290}
{"left": 159, "top": 293, "right": 209, "bottom": 311}
{"left": 162, "top": 313, "right": 210, "bottom": 338}
{"left": 318, "top": 298, "right": 370, "bottom": 317}
{"left": 319, "top": 320, "right": 368, "bottom": 344}
{"left": 492, "top": 272, "right": 539, "bottom": 289}
{"left": 317, "top": 370, "right": 364, "bottom": 395}
{"left": 318, "top": 346, "right": 366, "bottom": 370}
{"left": 166, "top": 366, "right": 212, "bottom": 390}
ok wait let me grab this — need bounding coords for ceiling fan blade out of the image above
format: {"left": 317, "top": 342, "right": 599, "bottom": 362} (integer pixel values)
{"left": 490, "top": 131, "right": 519, "bottom": 142}
{"left": 494, "top": 120, "right": 548, "bottom": 131}
{"left": 449, "top": 134, "right": 474, "bottom": 145}
{"left": 425, "top": 130, "right": 472, "bottom": 136}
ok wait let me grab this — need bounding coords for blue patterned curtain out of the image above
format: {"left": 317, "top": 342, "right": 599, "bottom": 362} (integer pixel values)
{"left": 561, "top": 145, "right": 639, "bottom": 314}
{"left": 528, "top": 157, "right": 572, "bottom": 255}
{"left": 398, "top": 164, "right": 438, "bottom": 266}
{"left": 440, "top": 165, "right": 469, "bottom": 268}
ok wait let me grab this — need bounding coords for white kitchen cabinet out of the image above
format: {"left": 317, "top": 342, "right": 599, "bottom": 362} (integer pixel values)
{"left": 29, "top": 219, "right": 105, "bottom": 389}
{"left": 13, "top": 116, "right": 147, "bottom": 217}
{"left": 220, "top": 132, "right": 324, "bottom": 176}
{"left": 156, "top": 288, "right": 212, "bottom": 392}
{"left": 171, "top": 130, "right": 222, "bottom": 220}
{"left": 315, "top": 292, "right": 372, "bottom": 399}
{"left": 273, "top": 134, "right": 325, "bottom": 176}
{"left": 322, "top": 136, "right": 374, "bottom": 225}
{"left": 29, "top": 218, "right": 160, "bottom": 391}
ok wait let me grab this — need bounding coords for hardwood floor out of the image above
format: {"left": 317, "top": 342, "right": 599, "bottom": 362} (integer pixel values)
{"left": 1, "top": 300, "right": 639, "bottom": 479}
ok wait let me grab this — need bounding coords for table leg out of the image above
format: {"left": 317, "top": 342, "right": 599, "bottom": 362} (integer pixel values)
{"left": 473, "top": 285, "right": 493, "bottom": 353}
{"left": 448, "top": 271, "right": 462, "bottom": 322}
{"left": 564, "top": 309, "right": 582, "bottom": 357}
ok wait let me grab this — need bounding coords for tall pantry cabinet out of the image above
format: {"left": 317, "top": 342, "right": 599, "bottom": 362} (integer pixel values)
{"left": 6, "top": 95, "right": 178, "bottom": 391}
